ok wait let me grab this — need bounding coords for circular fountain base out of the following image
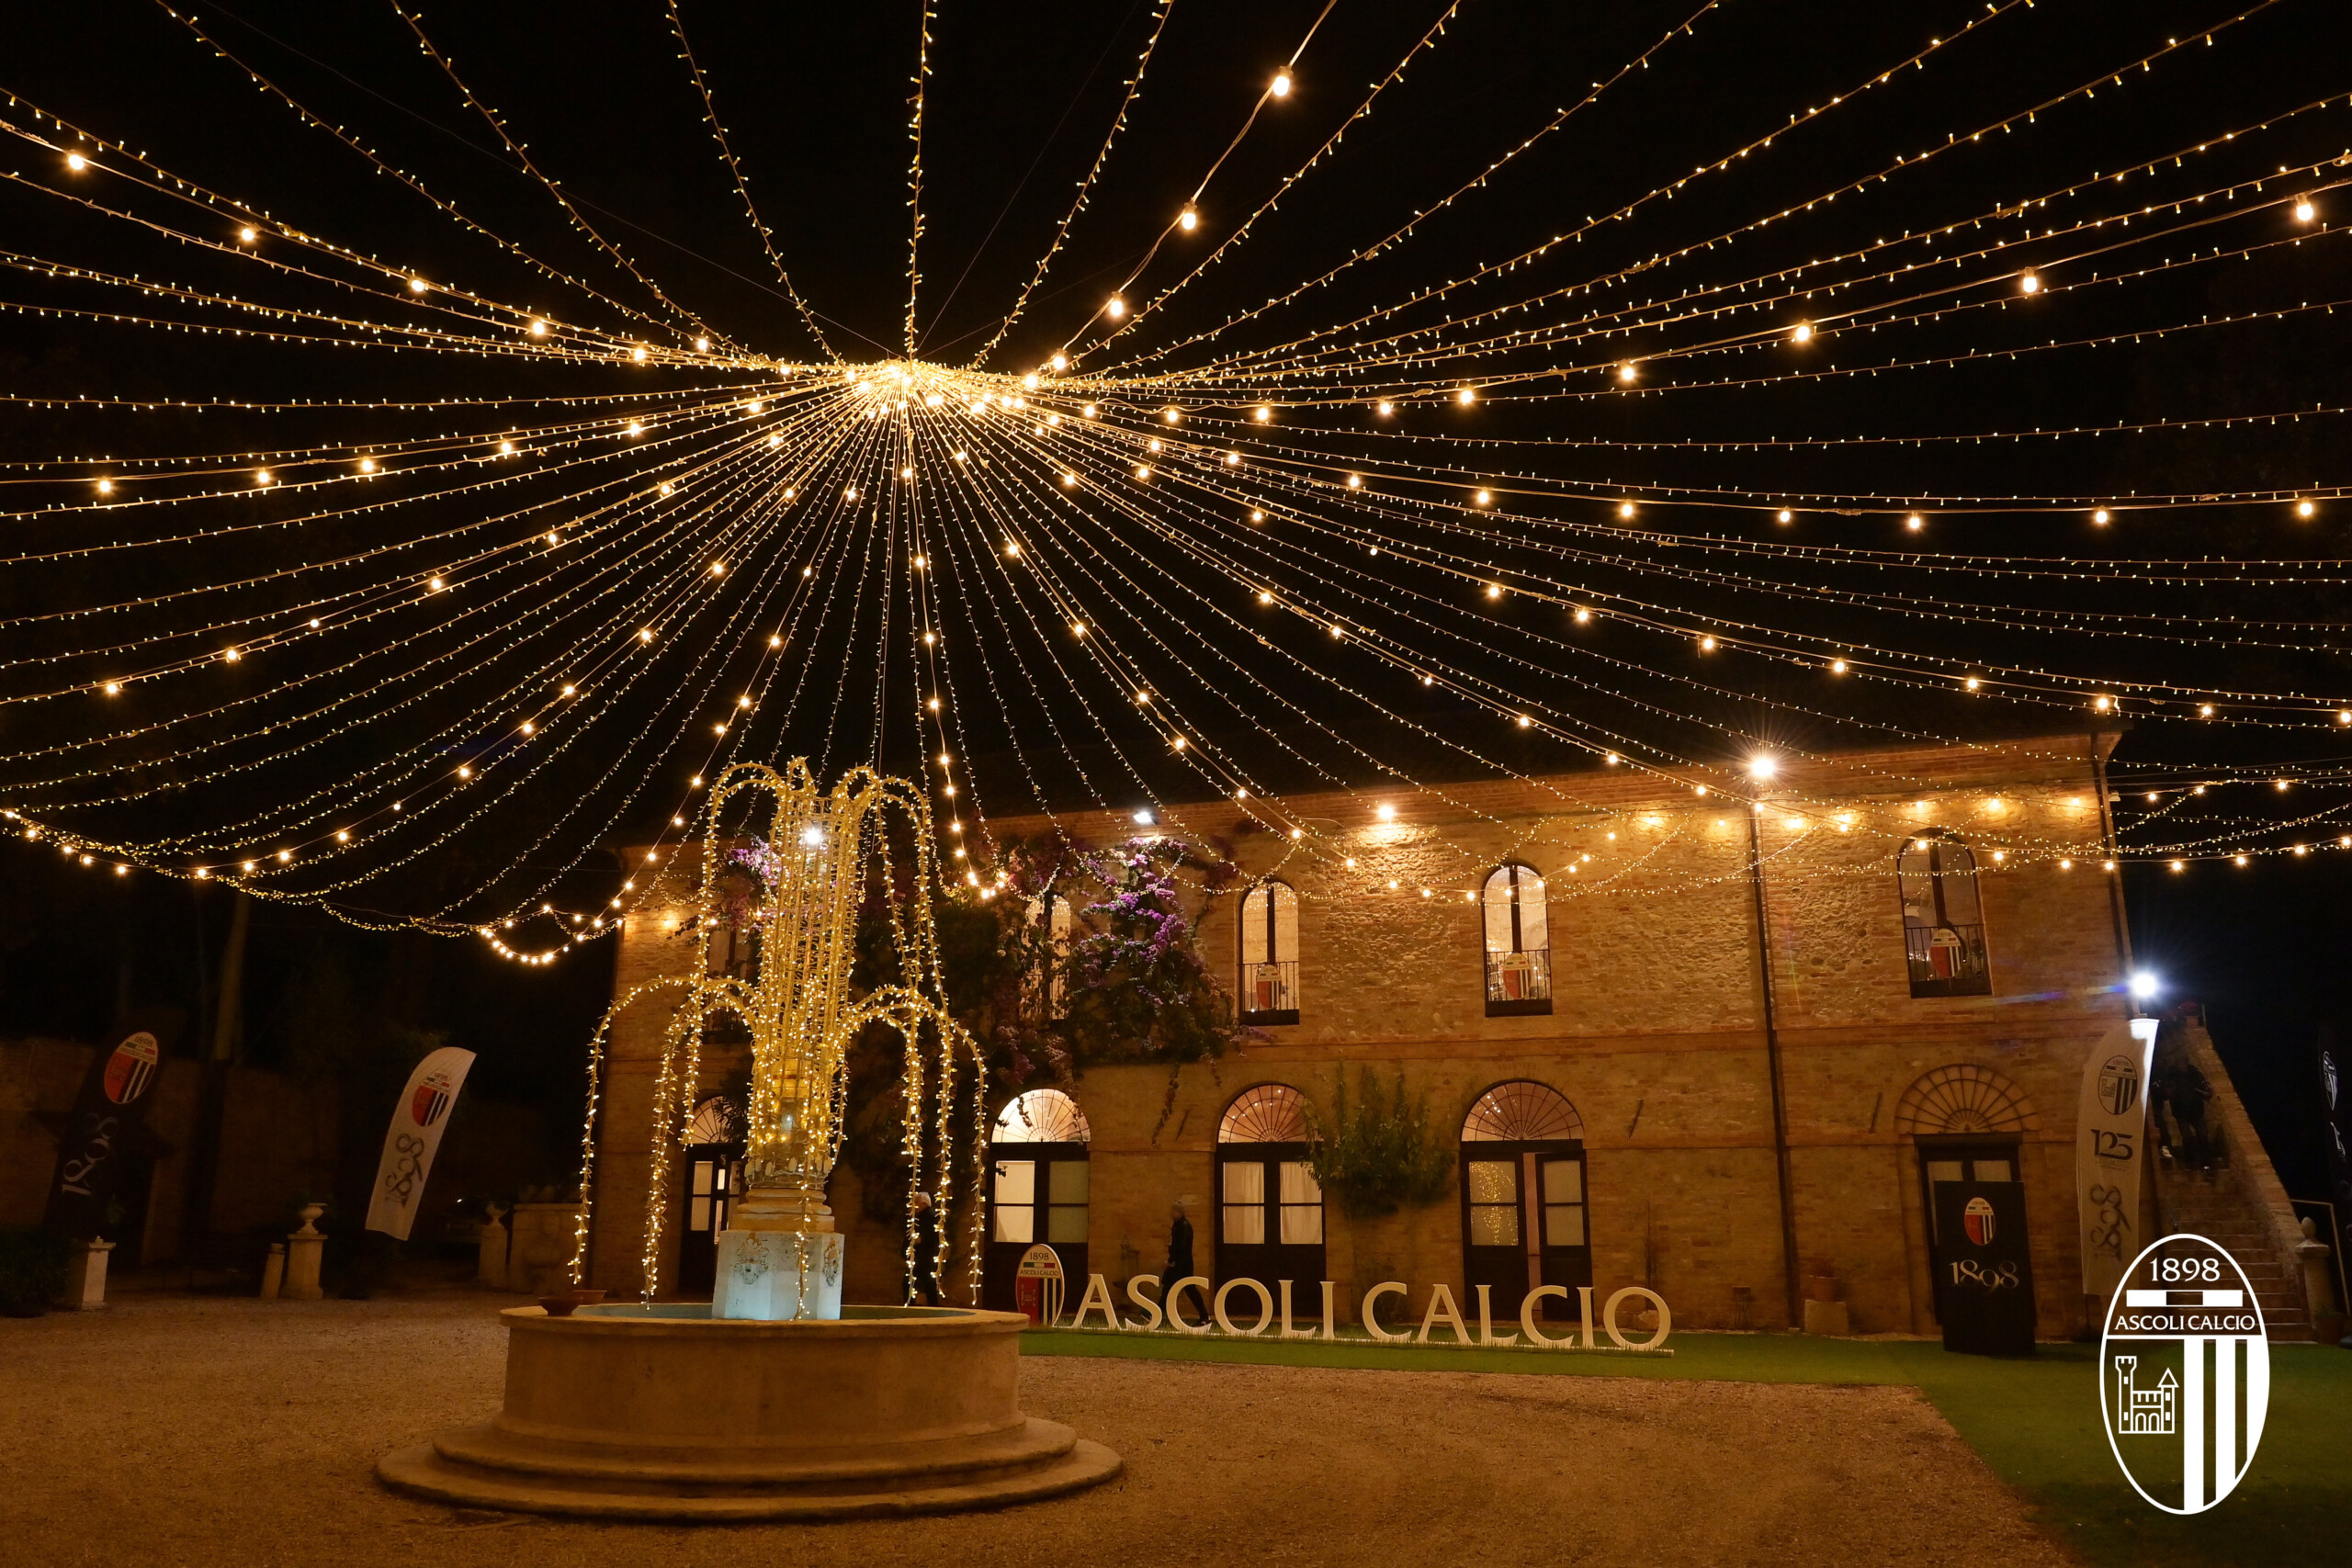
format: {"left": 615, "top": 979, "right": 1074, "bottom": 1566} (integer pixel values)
{"left": 377, "top": 1303, "right": 1120, "bottom": 1520}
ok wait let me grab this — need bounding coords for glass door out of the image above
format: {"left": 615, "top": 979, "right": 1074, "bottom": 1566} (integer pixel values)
{"left": 1459, "top": 1141, "right": 1589, "bottom": 1320}
{"left": 1215, "top": 1146, "right": 1326, "bottom": 1293}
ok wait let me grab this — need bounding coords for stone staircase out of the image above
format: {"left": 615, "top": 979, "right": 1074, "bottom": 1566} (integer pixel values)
{"left": 2149, "top": 1019, "right": 2315, "bottom": 1341}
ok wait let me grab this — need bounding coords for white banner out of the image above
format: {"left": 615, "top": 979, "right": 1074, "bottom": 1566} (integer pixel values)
{"left": 364, "top": 1046, "right": 475, "bottom": 1239}
{"left": 2076, "top": 1018, "right": 2158, "bottom": 1301}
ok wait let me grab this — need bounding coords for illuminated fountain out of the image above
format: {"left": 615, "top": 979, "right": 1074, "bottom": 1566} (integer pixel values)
{"left": 379, "top": 762, "right": 1119, "bottom": 1519}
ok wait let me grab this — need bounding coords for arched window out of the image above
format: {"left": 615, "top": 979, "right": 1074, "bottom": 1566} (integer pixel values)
{"left": 1216, "top": 1085, "right": 1324, "bottom": 1293}
{"left": 1458, "top": 1081, "right": 1589, "bottom": 1321}
{"left": 1481, "top": 863, "right": 1553, "bottom": 1016}
{"left": 1238, "top": 880, "right": 1300, "bottom": 1024}
{"left": 984, "top": 1089, "right": 1090, "bottom": 1314}
{"left": 1897, "top": 833, "right": 1991, "bottom": 998}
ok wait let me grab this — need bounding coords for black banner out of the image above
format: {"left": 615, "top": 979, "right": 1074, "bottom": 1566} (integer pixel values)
{"left": 1933, "top": 1180, "right": 2037, "bottom": 1356}
{"left": 42, "top": 1009, "right": 185, "bottom": 1242}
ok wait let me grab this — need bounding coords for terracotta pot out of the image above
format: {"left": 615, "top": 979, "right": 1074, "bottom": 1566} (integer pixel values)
{"left": 537, "top": 1295, "right": 580, "bottom": 1317}
{"left": 568, "top": 1289, "right": 606, "bottom": 1308}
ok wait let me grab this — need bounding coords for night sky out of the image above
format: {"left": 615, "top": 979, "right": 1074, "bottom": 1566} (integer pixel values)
{"left": 2, "top": 0, "right": 2347, "bottom": 1193}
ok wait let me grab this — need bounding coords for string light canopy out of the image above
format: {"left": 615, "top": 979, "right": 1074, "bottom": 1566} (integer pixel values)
{"left": 1, "top": 2, "right": 2347, "bottom": 964}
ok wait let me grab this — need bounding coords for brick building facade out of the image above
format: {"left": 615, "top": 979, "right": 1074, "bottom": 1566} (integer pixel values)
{"left": 586, "top": 731, "right": 2152, "bottom": 1339}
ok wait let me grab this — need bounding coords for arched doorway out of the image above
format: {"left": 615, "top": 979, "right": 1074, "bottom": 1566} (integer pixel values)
{"left": 983, "top": 1089, "right": 1090, "bottom": 1313}
{"left": 1896, "top": 1065, "right": 2039, "bottom": 1325}
{"left": 1459, "top": 1081, "right": 1589, "bottom": 1321}
{"left": 1216, "top": 1085, "right": 1325, "bottom": 1293}
{"left": 676, "top": 1096, "right": 743, "bottom": 1295}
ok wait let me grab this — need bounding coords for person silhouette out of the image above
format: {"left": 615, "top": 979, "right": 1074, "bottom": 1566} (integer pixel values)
{"left": 1165, "top": 1201, "right": 1194, "bottom": 1286}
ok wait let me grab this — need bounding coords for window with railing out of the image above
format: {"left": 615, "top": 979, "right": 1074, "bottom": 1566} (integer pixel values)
{"left": 1481, "top": 863, "right": 1552, "bottom": 1015}
{"left": 1897, "top": 832, "right": 1992, "bottom": 998}
{"left": 1238, "top": 880, "right": 1300, "bottom": 1024}
{"left": 1025, "top": 890, "right": 1075, "bottom": 1018}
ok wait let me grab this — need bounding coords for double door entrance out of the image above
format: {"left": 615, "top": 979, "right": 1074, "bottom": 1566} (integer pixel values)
{"left": 1918, "top": 1136, "right": 2034, "bottom": 1326}
{"left": 1460, "top": 1141, "right": 1589, "bottom": 1321}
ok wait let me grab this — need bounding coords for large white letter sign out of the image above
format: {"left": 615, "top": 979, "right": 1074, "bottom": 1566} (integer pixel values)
{"left": 1521, "top": 1284, "right": 1572, "bottom": 1347}
{"left": 1123, "top": 1274, "right": 1165, "bottom": 1331}
{"left": 1070, "top": 1273, "right": 1121, "bottom": 1329}
{"left": 1362, "top": 1280, "right": 1409, "bottom": 1342}
{"left": 1166, "top": 1275, "right": 1214, "bottom": 1334}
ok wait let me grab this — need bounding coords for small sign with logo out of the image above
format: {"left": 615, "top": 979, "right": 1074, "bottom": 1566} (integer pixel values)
{"left": 1934, "top": 1180, "right": 2035, "bottom": 1356}
{"left": 2100, "top": 1234, "right": 2268, "bottom": 1514}
{"left": 1012, "top": 1243, "right": 1066, "bottom": 1326}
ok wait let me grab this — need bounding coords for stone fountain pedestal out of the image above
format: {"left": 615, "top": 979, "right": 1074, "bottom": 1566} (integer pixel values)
{"left": 376, "top": 1303, "right": 1119, "bottom": 1520}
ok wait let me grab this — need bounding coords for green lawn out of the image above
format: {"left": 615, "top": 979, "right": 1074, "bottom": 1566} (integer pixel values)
{"left": 1023, "top": 1327, "right": 2352, "bottom": 1567}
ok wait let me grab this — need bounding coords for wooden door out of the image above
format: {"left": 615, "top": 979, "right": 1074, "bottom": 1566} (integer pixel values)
{"left": 1215, "top": 1145, "right": 1326, "bottom": 1294}
{"left": 675, "top": 1142, "right": 742, "bottom": 1294}
{"left": 1460, "top": 1140, "right": 1589, "bottom": 1321}
{"left": 982, "top": 1142, "right": 1089, "bottom": 1313}
{"left": 1918, "top": 1137, "right": 2029, "bottom": 1325}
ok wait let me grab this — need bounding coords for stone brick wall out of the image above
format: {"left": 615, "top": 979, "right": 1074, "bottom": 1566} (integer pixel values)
{"left": 590, "top": 733, "right": 2137, "bottom": 1337}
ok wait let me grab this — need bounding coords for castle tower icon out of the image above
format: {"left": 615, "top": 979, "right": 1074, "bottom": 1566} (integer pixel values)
{"left": 2114, "top": 1356, "right": 2177, "bottom": 1436}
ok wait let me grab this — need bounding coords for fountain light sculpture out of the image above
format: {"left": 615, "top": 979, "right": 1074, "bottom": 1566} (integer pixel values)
{"left": 575, "top": 760, "right": 976, "bottom": 1318}
{"left": 379, "top": 761, "right": 1119, "bottom": 1518}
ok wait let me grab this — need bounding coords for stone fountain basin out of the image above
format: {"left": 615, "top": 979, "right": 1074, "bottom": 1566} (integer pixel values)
{"left": 377, "top": 1303, "right": 1120, "bottom": 1520}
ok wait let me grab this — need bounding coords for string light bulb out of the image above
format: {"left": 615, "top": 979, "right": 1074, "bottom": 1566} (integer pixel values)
{"left": 1271, "top": 72, "right": 1292, "bottom": 97}
{"left": 2019, "top": 273, "right": 2041, "bottom": 294}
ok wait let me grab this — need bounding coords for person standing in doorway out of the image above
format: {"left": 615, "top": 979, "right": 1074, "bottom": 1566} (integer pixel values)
{"left": 1164, "top": 1201, "right": 1194, "bottom": 1285}
{"left": 907, "top": 1190, "right": 941, "bottom": 1306}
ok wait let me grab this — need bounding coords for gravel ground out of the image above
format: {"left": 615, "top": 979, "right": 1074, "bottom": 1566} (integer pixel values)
{"left": 0, "top": 1292, "right": 2065, "bottom": 1567}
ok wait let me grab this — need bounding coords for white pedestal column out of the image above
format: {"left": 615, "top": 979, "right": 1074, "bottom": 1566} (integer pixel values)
{"left": 710, "top": 1179, "right": 844, "bottom": 1320}
{"left": 60, "top": 1239, "right": 113, "bottom": 1310}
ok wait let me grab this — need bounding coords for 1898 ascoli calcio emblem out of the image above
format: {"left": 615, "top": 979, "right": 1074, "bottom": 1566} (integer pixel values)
{"left": 2099, "top": 1234, "right": 2268, "bottom": 1514}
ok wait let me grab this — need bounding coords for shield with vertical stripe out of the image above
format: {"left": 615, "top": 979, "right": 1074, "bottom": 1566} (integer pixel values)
{"left": 2100, "top": 1234, "right": 2268, "bottom": 1515}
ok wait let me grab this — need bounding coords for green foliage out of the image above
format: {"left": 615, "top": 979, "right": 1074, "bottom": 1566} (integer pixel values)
{"left": 0, "top": 1230, "right": 69, "bottom": 1317}
{"left": 1304, "top": 1069, "right": 1455, "bottom": 1219}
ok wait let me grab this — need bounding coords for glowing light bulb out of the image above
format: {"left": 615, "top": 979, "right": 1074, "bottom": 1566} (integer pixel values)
{"left": 1574, "top": 608, "right": 1590, "bottom": 623}
{"left": 1178, "top": 206, "right": 1198, "bottom": 231}
{"left": 529, "top": 320, "right": 548, "bottom": 336}
{"left": 1250, "top": 509, "right": 1265, "bottom": 523}
{"left": 1346, "top": 474, "right": 1362, "bottom": 488}
{"left": 1776, "top": 509, "right": 1792, "bottom": 523}
{"left": 1965, "top": 676, "right": 1981, "bottom": 691}
{"left": 1700, "top": 636, "right": 1717, "bottom": 651}
{"left": 1905, "top": 513, "right": 1925, "bottom": 531}
{"left": 409, "top": 276, "right": 428, "bottom": 294}
{"left": 1486, "top": 583, "right": 1502, "bottom": 600}
{"left": 1258, "top": 591, "right": 1273, "bottom": 604}
{"left": 254, "top": 469, "right": 272, "bottom": 486}
{"left": 627, "top": 422, "right": 643, "bottom": 436}
{"left": 1271, "top": 72, "right": 1292, "bottom": 97}
{"left": 1618, "top": 502, "right": 1635, "bottom": 518}
{"left": 1791, "top": 323, "right": 1813, "bottom": 344}
{"left": 238, "top": 226, "right": 257, "bottom": 243}
{"left": 1830, "top": 659, "right": 1848, "bottom": 673}
{"left": 1062, "top": 473, "right": 1078, "bottom": 487}
{"left": 1475, "top": 490, "right": 1492, "bottom": 506}
{"left": 1618, "top": 364, "right": 1637, "bottom": 383}
{"left": 2093, "top": 508, "right": 2110, "bottom": 525}
{"left": 639, "top": 627, "right": 654, "bottom": 642}
{"left": 1749, "top": 755, "right": 1778, "bottom": 780}
{"left": 1255, "top": 406, "right": 1272, "bottom": 423}
{"left": 2294, "top": 198, "right": 2316, "bottom": 222}
{"left": 2019, "top": 273, "right": 2041, "bottom": 294}
{"left": 694, "top": 337, "right": 711, "bottom": 352}
{"left": 1456, "top": 388, "right": 1476, "bottom": 405}
{"left": 428, "top": 577, "right": 445, "bottom": 592}
{"left": 96, "top": 479, "right": 112, "bottom": 495}
{"left": 1104, "top": 296, "right": 1125, "bottom": 319}
{"left": 358, "top": 457, "right": 377, "bottom": 474}
{"left": 67, "top": 152, "right": 87, "bottom": 171}
{"left": 631, "top": 345, "right": 649, "bottom": 361}
{"left": 1376, "top": 400, "right": 1394, "bottom": 417}
{"left": 2297, "top": 499, "right": 2316, "bottom": 518}
{"left": 102, "top": 681, "right": 119, "bottom": 694}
